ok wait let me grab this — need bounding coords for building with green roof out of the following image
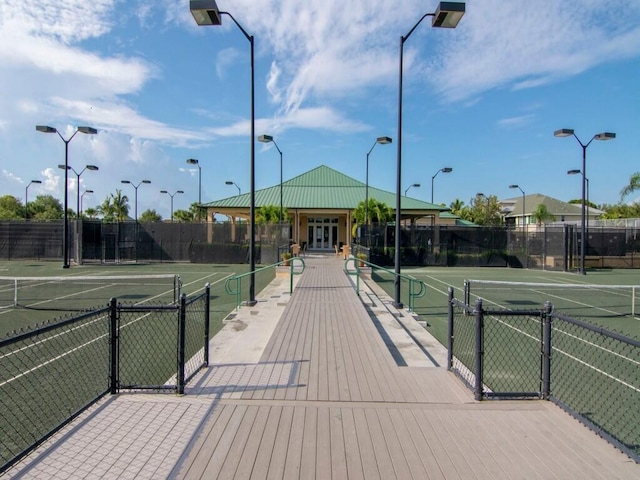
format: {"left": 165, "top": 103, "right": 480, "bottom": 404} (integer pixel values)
{"left": 203, "top": 165, "right": 448, "bottom": 251}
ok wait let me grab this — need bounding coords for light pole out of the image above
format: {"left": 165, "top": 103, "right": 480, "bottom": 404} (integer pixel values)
{"left": 160, "top": 190, "right": 184, "bottom": 223}
{"left": 554, "top": 129, "right": 615, "bottom": 274}
{"left": 37, "top": 125, "right": 97, "bottom": 268}
{"left": 365, "top": 136, "right": 393, "bottom": 225}
{"left": 431, "top": 167, "right": 453, "bottom": 203}
{"left": 80, "top": 190, "right": 93, "bottom": 216}
{"left": 394, "top": 2, "right": 465, "bottom": 306}
{"left": 509, "top": 184, "right": 526, "bottom": 267}
{"left": 191, "top": 0, "right": 256, "bottom": 304}
{"left": 225, "top": 181, "right": 241, "bottom": 195}
{"left": 25, "top": 180, "right": 42, "bottom": 220}
{"left": 186, "top": 158, "right": 202, "bottom": 221}
{"left": 405, "top": 183, "right": 420, "bottom": 196}
{"left": 568, "top": 169, "right": 590, "bottom": 232}
{"left": 258, "top": 135, "right": 283, "bottom": 224}
{"left": 121, "top": 180, "right": 151, "bottom": 222}
{"left": 59, "top": 164, "right": 99, "bottom": 220}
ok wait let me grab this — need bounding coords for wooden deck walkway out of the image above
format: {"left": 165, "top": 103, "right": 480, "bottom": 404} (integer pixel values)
{"left": 174, "top": 256, "right": 638, "bottom": 479}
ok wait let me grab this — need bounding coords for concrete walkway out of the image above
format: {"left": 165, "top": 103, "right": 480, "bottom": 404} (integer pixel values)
{"left": 5, "top": 255, "right": 639, "bottom": 479}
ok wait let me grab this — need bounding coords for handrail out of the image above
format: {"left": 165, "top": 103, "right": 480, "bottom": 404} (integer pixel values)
{"left": 225, "top": 257, "right": 305, "bottom": 310}
{"left": 344, "top": 257, "right": 426, "bottom": 312}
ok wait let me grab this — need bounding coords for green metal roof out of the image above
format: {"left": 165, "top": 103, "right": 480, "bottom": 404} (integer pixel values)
{"left": 204, "top": 165, "right": 446, "bottom": 211}
{"left": 501, "top": 194, "right": 603, "bottom": 217}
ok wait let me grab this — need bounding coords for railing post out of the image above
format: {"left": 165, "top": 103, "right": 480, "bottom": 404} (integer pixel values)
{"left": 109, "top": 297, "right": 118, "bottom": 395}
{"left": 474, "top": 297, "right": 484, "bottom": 401}
{"left": 204, "top": 283, "right": 210, "bottom": 367}
{"left": 447, "top": 287, "right": 454, "bottom": 369}
{"left": 177, "top": 293, "right": 187, "bottom": 395}
{"left": 542, "top": 301, "right": 553, "bottom": 400}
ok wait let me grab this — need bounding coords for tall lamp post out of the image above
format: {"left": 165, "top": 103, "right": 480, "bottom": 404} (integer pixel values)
{"left": 258, "top": 135, "right": 284, "bottom": 224}
{"left": 394, "top": 2, "right": 465, "bottom": 306}
{"left": 80, "top": 190, "right": 94, "bottom": 216}
{"left": 225, "top": 181, "right": 241, "bottom": 195}
{"left": 191, "top": 0, "right": 256, "bottom": 304}
{"left": 405, "top": 183, "right": 420, "bottom": 196}
{"left": 37, "top": 125, "right": 97, "bottom": 268}
{"left": 186, "top": 158, "right": 202, "bottom": 221}
{"left": 160, "top": 190, "right": 184, "bottom": 223}
{"left": 59, "top": 164, "right": 99, "bottom": 219}
{"left": 509, "top": 184, "right": 527, "bottom": 267}
{"left": 365, "top": 136, "right": 393, "bottom": 225}
{"left": 554, "top": 129, "right": 615, "bottom": 274}
{"left": 25, "top": 180, "right": 42, "bottom": 220}
{"left": 121, "top": 180, "right": 151, "bottom": 222}
{"left": 431, "top": 167, "right": 453, "bottom": 203}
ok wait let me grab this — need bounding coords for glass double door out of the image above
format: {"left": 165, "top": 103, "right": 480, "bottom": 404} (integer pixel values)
{"left": 308, "top": 218, "right": 338, "bottom": 250}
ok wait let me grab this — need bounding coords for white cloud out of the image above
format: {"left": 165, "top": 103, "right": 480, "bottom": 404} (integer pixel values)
{"left": 497, "top": 114, "right": 537, "bottom": 129}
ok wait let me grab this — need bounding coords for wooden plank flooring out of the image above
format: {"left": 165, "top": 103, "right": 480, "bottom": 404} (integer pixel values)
{"left": 175, "top": 256, "right": 639, "bottom": 479}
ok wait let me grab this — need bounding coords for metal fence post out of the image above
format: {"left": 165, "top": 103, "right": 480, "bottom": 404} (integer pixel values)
{"left": 177, "top": 293, "right": 186, "bottom": 395}
{"left": 542, "top": 301, "right": 553, "bottom": 400}
{"left": 204, "top": 283, "right": 210, "bottom": 367}
{"left": 474, "top": 297, "right": 484, "bottom": 401}
{"left": 464, "top": 280, "right": 469, "bottom": 308}
{"left": 447, "top": 287, "right": 454, "bottom": 369}
{"left": 109, "top": 297, "right": 118, "bottom": 395}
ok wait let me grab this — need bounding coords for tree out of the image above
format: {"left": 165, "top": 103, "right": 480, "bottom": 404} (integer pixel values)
{"left": 352, "top": 198, "right": 393, "bottom": 225}
{"left": 84, "top": 207, "right": 99, "bottom": 219}
{"left": 139, "top": 209, "right": 162, "bottom": 222}
{"left": 0, "top": 195, "right": 23, "bottom": 219}
{"left": 30, "top": 195, "right": 64, "bottom": 220}
{"left": 99, "top": 190, "right": 129, "bottom": 222}
{"left": 530, "top": 203, "right": 556, "bottom": 225}
{"left": 449, "top": 198, "right": 465, "bottom": 217}
{"left": 256, "top": 205, "right": 289, "bottom": 224}
{"left": 468, "top": 194, "right": 503, "bottom": 226}
{"left": 173, "top": 209, "right": 194, "bottom": 222}
{"left": 620, "top": 172, "right": 640, "bottom": 202}
{"left": 568, "top": 199, "right": 598, "bottom": 209}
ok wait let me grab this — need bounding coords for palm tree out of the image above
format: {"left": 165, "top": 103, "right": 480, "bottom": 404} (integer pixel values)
{"left": 111, "top": 189, "right": 129, "bottom": 222}
{"left": 449, "top": 198, "right": 465, "bottom": 216}
{"left": 620, "top": 172, "right": 640, "bottom": 201}
{"left": 530, "top": 204, "right": 555, "bottom": 225}
{"left": 84, "top": 207, "right": 99, "bottom": 219}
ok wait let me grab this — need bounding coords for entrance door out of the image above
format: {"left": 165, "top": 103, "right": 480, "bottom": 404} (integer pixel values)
{"left": 307, "top": 217, "right": 339, "bottom": 250}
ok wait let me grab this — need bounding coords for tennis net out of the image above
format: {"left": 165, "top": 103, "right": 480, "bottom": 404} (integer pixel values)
{"left": 0, "top": 274, "right": 181, "bottom": 312}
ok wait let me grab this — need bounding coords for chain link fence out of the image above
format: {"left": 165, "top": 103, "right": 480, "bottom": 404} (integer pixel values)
{"left": 0, "top": 285, "right": 210, "bottom": 474}
{"left": 447, "top": 289, "right": 640, "bottom": 463}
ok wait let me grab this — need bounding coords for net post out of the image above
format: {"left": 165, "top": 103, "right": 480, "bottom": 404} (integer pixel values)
{"left": 447, "top": 287, "right": 454, "bottom": 369}
{"left": 177, "top": 293, "right": 187, "bottom": 395}
{"left": 542, "top": 301, "right": 553, "bottom": 400}
{"left": 474, "top": 297, "right": 484, "bottom": 401}
{"left": 204, "top": 283, "right": 210, "bottom": 366}
{"left": 109, "top": 297, "right": 118, "bottom": 395}
{"left": 464, "top": 280, "right": 469, "bottom": 307}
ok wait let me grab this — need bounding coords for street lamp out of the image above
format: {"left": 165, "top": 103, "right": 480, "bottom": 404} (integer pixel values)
{"left": 37, "top": 124, "right": 97, "bottom": 268}
{"left": 554, "top": 128, "right": 615, "bottom": 274}
{"left": 186, "top": 158, "right": 202, "bottom": 221}
{"left": 394, "top": 2, "right": 465, "bottom": 306}
{"left": 568, "top": 169, "right": 590, "bottom": 232}
{"left": 80, "top": 190, "right": 94, "bottom": 216}
{"left": 59, "top": 164, "right": 99, "bottom": 220}
{"left": 191, "top": 0, "right": 256, "bottom": 304}
{"left": 225, "top": 181, "right": 241, "bottom": 195}
{"left": 405, "top": 183, "right": 421, "bottom": 196}
{"left": 365, "top": 136, "right": 392, "bottom": 225}
{"left": 160, "top": 190, "right": 184, "bottom": 223}
{"left": 431, "top": 167, "right": 453, "bottom": 203}
{"left": 258, "top": 134, "right": 284, "bottom": 224}
{"left": 509, "top": 184, "right": 527, "bottom": 267}
{"left": 25, "top": 180, "right": 42, "bottom": 220}
{"left": 121, "top": 180, "right": 151, "bottom": 222}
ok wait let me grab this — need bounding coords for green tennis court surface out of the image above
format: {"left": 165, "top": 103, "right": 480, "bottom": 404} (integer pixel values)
{"left": 0, "top": 261, "right": 275, "bottom": 338}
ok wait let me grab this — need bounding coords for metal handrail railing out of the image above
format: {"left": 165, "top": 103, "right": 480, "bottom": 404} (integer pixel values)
{"left": 225, "top": 257, "right": 306, "bottom": 310}
{"left": 344, "top": 257, "right": 426, "bottom": 312}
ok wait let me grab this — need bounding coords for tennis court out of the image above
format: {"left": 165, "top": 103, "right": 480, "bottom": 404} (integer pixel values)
{"left": 0, "top": 261, "right": 275, "bottom": 338}
{"left": 368, "top": 266, "right": 640, "bottom": 347}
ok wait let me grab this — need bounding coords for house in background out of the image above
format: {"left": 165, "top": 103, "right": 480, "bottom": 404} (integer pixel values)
{"left": 202, "top": 165, "right": 448, "bottom": 251}
{"left": 501, "top": 193, "right": 603, "bottom": 228}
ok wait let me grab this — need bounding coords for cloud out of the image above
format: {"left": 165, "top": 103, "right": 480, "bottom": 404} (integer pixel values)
{"left": 497, "top": 114, "right": 537, "bottom": 129}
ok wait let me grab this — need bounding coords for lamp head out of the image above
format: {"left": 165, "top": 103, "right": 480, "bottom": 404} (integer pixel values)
{"left": 36, "top": 125, "right": 56, "bottom": 133}
{"left": 85, "top": 190, "right": 94, "bottom": 193}
{"left": 376, "top": 136, "right": 392, "bottom": 144}
{"left": 225, "top": 181, "right": 233, "bottom": 185}
{"left": 432, "top": 2, "right": 465, "bottom": 28}
{"left": 412, "top": 183, "right": 421, "bottom": 188}
{"left": 58, "top": 164, "right": 69, "bottom": 170}
{"left": 567, "top": 169, "right": 581, "bottom": 175}
{"left": 554, "top": 128, "right": 574, "bottom": 138}
{"left": 594, "top": 132, "right": 616, "bottom": 141}
{"left": 86, "top": 165, "right": 99, "bottom": 171}
{"left": 31, "top": 180, "right": 42, "bottom": 184}
{"left": 121, "top": 180, "right": 131, "bottom": 184}
{"left": 190, "top": 0, "right": 222, "bottom": 25}
{"left": 442, "top": 167, "right": 453, "bottom": 173}
{"left": 142, "top": 180, "right": 151, "bottom": 184}
{"left": 509, "top": 184, "right": 519, "bottom": 189}
{"left": 258, "top": 134, "right": 274, "bottom": 143}
{"left": 186, "top": 158, "right": 199, "bottom": 165}
{"left": 160, "top": 190, "right": 168, "bottom": 194}
{"left": 177, "top": 190, "right": 184, "bottom": 194}
{"left": 77, "top": 127, "right": 97, "bottom": 135}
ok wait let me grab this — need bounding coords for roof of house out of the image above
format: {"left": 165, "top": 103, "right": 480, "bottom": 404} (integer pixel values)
{"left": 501, "top": 193, "right": 603, "bottom": 217}
{"left": 204, "top": 165, "right": 447, "bottom": 211}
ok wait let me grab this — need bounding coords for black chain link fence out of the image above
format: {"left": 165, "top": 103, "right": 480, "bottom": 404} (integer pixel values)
{"left": 0, "top": 285, "right": 210, "bottom": 474}
{"left": 447, "top": 289, "right": 640, "bottom": 463}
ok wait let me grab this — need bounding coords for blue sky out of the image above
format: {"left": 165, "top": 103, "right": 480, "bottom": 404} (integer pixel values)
{"left": 1, "top": 0, "right": 639, "bottom": 220}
